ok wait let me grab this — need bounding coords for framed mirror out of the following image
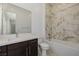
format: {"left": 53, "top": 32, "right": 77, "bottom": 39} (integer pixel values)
{"left": 0, "top": 3, "right": 31, "bottom": 35}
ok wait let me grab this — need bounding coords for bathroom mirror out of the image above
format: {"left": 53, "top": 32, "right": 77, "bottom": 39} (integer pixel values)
{"left": 0, "top": 3, "right": 31, "bottom": 35}
{"left": 0, "top": 9, "right": 16, "bottom": 34}
{"left": 3, "top": 12, "right": 16, "bottom": 34}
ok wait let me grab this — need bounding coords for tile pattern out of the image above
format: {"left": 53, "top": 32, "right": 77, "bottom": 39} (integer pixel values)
{"left": 46, "top": 3, "right": 79, "bottom": 43}
{"left": 45, "top": 4, "right": 53, "bottom": 40}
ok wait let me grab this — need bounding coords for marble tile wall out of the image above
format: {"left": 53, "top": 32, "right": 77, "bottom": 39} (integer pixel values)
{"left": 46, "top": 3, "right": 79, "bottom": 43}
{"left": 45, "top": 4, "right": 53, "bottom": 40}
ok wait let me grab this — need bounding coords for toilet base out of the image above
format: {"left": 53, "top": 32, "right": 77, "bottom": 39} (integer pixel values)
{"left": 42, "top": 49, "right": 47, "bottom": 56}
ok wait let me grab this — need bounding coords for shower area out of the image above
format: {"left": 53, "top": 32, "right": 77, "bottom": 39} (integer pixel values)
{"left": 46, "top": 3, "right": 79, "bottom": 43}
{"left": 45, "top": 3, "right": 79, "bottom": 56}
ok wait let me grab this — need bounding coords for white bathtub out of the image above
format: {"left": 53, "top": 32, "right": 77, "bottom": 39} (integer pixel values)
{"left": 49, "top": 39, "right": 79, "bottom": 56}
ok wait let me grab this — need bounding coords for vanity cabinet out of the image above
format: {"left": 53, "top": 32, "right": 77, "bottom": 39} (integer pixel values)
{"left": 0, "top": 39, "right": 38, "bottom": 56}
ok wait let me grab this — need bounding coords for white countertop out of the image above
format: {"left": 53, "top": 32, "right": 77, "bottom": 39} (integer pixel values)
{"left": 0, "top": 33, "right": 38, "bottom": 46}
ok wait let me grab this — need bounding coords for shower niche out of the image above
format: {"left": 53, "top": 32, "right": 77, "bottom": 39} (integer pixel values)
{"left": 0, "top": 3, "right": 31, "bottom": 35}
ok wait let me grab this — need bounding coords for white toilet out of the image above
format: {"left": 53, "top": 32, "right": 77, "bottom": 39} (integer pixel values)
{"left": 39, "top": 42, "right": 49, "bottom": 56}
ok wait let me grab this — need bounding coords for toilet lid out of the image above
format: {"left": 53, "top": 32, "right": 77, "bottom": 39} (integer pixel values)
{"left": 40, "top": 42, "right": 49, "bottom": 48}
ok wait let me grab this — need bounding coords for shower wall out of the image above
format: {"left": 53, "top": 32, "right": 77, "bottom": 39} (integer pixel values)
{"left": 46, "top": 3, "right": 79, "bottom": 43}
{"left": 45, "top": 4, "right": 53, "bottom": 39}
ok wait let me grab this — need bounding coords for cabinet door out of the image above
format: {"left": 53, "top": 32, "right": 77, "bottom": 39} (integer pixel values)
{"left": 0, "top": 47, "right": 2, "bottom": 56}
{"left": 29, "top": 46, "right": 38, "bottom": 56}
{"left": 29, "top": 39, "right": 38, "bottom": 56}
{"left": 8, "top": 41, "right": 26, "bottom": 56}
{"left": 0, "top": 46, "right": 7, "bottom": 56}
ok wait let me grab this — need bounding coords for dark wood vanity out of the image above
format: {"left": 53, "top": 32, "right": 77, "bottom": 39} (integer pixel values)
{"left": 0, "top": 39, "right": 38, "bottom": 56}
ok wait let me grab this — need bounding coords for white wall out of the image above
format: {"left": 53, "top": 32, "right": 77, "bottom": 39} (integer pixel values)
{"left": 12, "top": 3, "right": 46, "bottom": 39}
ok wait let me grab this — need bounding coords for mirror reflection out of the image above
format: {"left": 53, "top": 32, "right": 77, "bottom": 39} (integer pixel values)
{"left": 0, "top": 9, "right": 16, "bottom": 34}
{"left": 3, "top": 12, "right": 16, "bottom": 34}
{"left": 0, "top": 3, "right": 31, "bottom": 35}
